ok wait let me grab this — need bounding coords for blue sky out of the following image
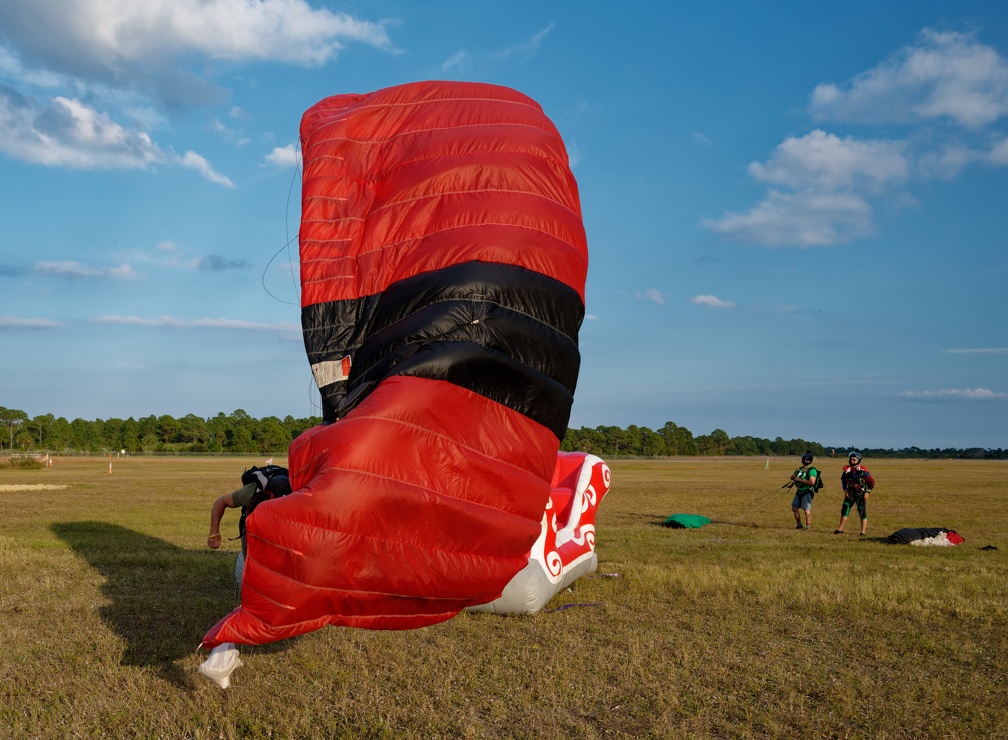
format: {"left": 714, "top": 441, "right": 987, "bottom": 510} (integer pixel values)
{"left": 1, "top": 1, "right": 1006, "bottom": 449}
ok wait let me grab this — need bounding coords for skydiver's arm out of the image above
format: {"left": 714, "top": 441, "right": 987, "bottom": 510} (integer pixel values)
{"left": 207, "top": 492, "right": 239, "bottom": 549}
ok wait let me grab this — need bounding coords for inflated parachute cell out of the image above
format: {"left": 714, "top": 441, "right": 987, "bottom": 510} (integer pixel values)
{"left": 202, "top": 81, "right": 588, "bottom": 648}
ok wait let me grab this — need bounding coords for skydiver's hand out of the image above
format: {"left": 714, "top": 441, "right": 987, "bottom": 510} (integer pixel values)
{"left": 208, "top": 533, "right": 222, "bottom": 549}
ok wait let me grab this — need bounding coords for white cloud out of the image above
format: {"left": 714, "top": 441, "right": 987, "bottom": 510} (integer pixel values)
{"left": 0, "top": 91, "right": 233, "bottom": 184}
{"left": 0, "top": 93, "right": 164, "bottom": 169}
{"left": 944, "top": 347, "right": 1008, "bottom": 354}
{"left": 810, "top": 29, "right": 1008, "bottom": 128}
{"left": 262, "top": 143, "right": 299, "bottom": 168}
{"left": 702, "top": 189, "right": 874, "bottom": 247}
{"left": 916, "top": 136, "right": 1008, "bottom": 179}
{"left": 706, "top": 29, "right": 1008, "bottom": 248}
{"left": 442, "top": 25, "right": 552, "bottom": 77}
{"left": 93, "top": 314, "right": 300, "bottom": 339}
{"left": 0, "top": 316, "right": 62, "bottom": 330}
{"left": 0, "top": 2, "right": 394, "bottom": 178}
{"left": 179, "top": 150, "right": 234, "bottom": 187}
{"left": 637, "top": 288, "right": 665, "bottom": 305}
{"left": 690, "top": 294, "right": 736, "bottom": 309}
{"left": 210, "top": 118, "right": 251, "bottom": 147}
{"left": 748, "top": 130, "right": 909, "bottom": 192}
{"left": 900, "top": 388, "right": 1007, "bottom": 400}
{"left": 35, "top": 261, "right": 139, "bottom": 280}
{"left": 0, "top": 1, "right": 393, "bottom": 82}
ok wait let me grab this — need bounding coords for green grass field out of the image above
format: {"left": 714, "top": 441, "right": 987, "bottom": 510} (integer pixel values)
{"left": 1, "top": 455, "right": 1006, "bottom": 738}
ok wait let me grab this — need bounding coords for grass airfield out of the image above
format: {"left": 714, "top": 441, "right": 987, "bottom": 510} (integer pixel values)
{"left": 1, "top": 455, "right": 1006, "bottom": 738}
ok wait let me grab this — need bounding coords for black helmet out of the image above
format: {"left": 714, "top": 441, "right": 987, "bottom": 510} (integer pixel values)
{"left": 801, "top": 452, "right": 813, "bottom": 465}
{"left": 848, "top": 450, "right": 861, "bottom": 464}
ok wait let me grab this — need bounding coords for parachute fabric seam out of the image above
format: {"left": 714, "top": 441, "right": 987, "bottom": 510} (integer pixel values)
{"left": 310, "top": 117, "right": 552, "bottom": 148}
{"left": 368, "top": 186, "right": 583, "bottom": 222}
{"left": 299, "top": 222, "right": 585, "bottom": 290}
{"left": 307, "top": 92, "right": 543, "bottom": 113}
{"left": 253, "top": 468, "right": 534, "bottom": 535}
{"left": 244, "top": 550, "right": 509, "bottom": 601}
{"left": 320, "top": 411, "right": 552, "bottom": 480}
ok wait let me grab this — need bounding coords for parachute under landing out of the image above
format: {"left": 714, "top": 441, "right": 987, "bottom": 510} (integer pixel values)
{"left": 203, "top": 81, "right": 588, "bottom": 649}
{"left": 468, "top": 452, "right": 611, "bottom": 615}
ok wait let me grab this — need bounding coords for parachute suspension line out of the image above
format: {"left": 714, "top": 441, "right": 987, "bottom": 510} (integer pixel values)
{"left": 259, "top": 144, "right": 303, "bottom": 307}
{"left": 283, "top": 143, "right": 303, "bottom": 304}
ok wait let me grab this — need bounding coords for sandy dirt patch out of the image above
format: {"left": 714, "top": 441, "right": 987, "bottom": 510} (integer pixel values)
{"left": 0, "top": 484, "right": 69, "bottom": 491}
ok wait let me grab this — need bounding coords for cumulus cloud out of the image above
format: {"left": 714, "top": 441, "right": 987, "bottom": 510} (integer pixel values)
{"left": 900, "top": 388, "right": 1007, "bottom": 400}
{"left": 748, "top": 130, "right": 909, "bottom": 192}
{"left": 0, "top": 91, "right": 163, "bottom": 169}
{"left": 35, "top": 261, "right": 139, "bottom": 280}
{"left": 0, "top": 315, "right": 62, "bottom": 330}
{"left": 810, "top": 30, "right": 1008, "bottom": 128}
{"left": 0, "top": 90, "right": 233, "bottom": 184}
{"left": 0, "top": 1, "right": 394, "bottom": 180}
{"left": 690, "top": 294, "right": 736, "bottom": 309}
{"left": 704, "top": 28, "right": 1008, "bottom": 248}
{"left": 262, "top": 143, "right": 299, "bottom": 168}
{"left": 703, "top": 189, "right": 874, "bottom": 247}
{"left": 0, "top": 1, "right": 393, "bottom": 90}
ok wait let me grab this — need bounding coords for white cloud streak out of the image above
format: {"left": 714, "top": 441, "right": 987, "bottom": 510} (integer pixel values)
{"left": 442, "top": 25, "right": 552, "bottom": 77}
{"left": 690, "top": 294, "right": 736, "bottom": 309}
{"left": 703, "top": 189, "right": 874, "bottom": 247}
{"left": 94, "top": 314, "right": 300, "bottom": 338}
{"left": 0, "top": 316, "right": 63, "bottom": 330}
{"left": 944, "top": 347, "right": 1008, "bottom": 354}
{"left": 900, "top": 388, "right": 1007, "bottom": 400}
{"left": 35, "top": 261, "right": 139, "bottom": 280}
{"left": 637, "top": 288, "right": 665, "bottom": 305}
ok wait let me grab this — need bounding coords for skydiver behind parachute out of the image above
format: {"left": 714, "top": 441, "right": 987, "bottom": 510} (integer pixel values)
{"left": 199, "top": 81, "right": 603, "bottom": 685}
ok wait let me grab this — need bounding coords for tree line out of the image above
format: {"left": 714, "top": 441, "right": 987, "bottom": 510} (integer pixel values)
{"left": 559, "top": 422, "right": 1006, "bottom": 460}
{"left": 0, "top": 406, "right": 322, "bottom": 455}
{"left": 1, "top": 406, "right": 1003, "bottom": 459}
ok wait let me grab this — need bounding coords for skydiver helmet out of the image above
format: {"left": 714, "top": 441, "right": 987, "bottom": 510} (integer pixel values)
{"left": 848, "top": 450, "right": 862, "bottom": 465}
{"left": 801, "top": 452, "right": 813, "bottom": 465}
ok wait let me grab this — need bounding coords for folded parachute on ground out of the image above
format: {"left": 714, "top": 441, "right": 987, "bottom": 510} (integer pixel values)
{"left": 202, "top": 81, "right": 589, "bottom": 649}
{"left": 663, "top": 513, "right": 711, "bottom": 529}
{"left": 886, "top": 527, "right": 964, "bottom": 546}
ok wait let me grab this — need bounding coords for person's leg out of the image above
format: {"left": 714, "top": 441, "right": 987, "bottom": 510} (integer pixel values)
{"left": 858, "top": 498, "right": 868, "bottom": 536}
{"left": 804, "top": 497, "right": 812, "bottom": 528}
{"left": 792, "top": 493, "right": 803, "bottom": 527}
{"left": 835, "top": 499, "right": 851, "bottom": 533}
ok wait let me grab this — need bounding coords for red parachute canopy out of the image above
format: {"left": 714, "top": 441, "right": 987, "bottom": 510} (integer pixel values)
{"left": 202, "top": 81, "right": 587, "bottom": 648}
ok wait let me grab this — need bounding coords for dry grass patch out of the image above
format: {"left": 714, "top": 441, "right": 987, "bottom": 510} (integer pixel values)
{"left": 0, "top": 456, "right": 1005, "bottom": 738}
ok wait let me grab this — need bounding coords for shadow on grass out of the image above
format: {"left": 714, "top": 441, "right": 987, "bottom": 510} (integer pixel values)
{"left": 51, "top": 521, "right": 255, "bottom": 686}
